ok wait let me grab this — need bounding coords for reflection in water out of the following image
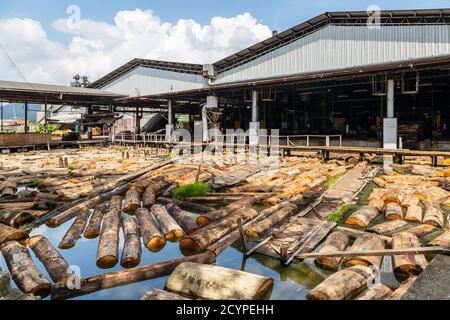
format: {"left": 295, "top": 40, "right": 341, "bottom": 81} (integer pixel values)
{"left": 0, "top": 218, "right": 332, "bottom": 300}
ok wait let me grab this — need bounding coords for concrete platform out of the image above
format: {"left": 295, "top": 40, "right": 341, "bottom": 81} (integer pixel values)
{"left": 402, "top": 254, "right": 450, "bottom": 300}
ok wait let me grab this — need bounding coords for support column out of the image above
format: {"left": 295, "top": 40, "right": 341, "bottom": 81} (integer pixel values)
{"left": 166, "top": 100, "right": 174, "bottom": 142}
{"left": 202, "top": 96, "right": 218, "bottom": 142}
{"left": 383, "top": 79, "right": 397, "bottom": 149}
{"left": 135, "top": 106, "right": 141, "bottom": 134}
{"left": 249, "top": 89, "right": 259, "bottom": 146}
{"left": 1, "top": 101, "right": 3, "bottom": 133}
{"left": 24, "top": 102, "right": 29, "bottom": 133}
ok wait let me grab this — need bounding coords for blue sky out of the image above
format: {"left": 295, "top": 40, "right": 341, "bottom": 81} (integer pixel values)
{"left": 1, "top": 0, "right": 450, "bottom": 85}
{"left": 1, "top": 0, "right": 449, "bottom": 43}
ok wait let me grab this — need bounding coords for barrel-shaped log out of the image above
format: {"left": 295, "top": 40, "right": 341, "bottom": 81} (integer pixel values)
{"left": 83, "top": 204, "right": 105, "bottom": 239}
{"left": 345, "top": 206, "right": 379, "bottom": 228}
{"left": 245, "top": 203, "right": 297, "bottom": 239}
{"left": 0, "top": 241, "right": 51, "bottom": 297}
{"left": 142, "top": 186, "right": 156, "bottom": 209}
{"left": 314, "top": 231, "right": 351, "bottom": 271}
{"left": 26, "top": 235, "right": 70, "bottom": 283}
{"left": 404, "top": 205, "right": 423, "bottom": 223}
{"left": 151, "top": 204, "right": 184, "bottom": 242}
{"left": 355, "top": 284, "right": 393, "bottom": 300}
{"left": 385, "top": 203, "right": 403, "bottom": 220}
{"left": 165, "top": 262, "right": 273, "bottom": 300}
{"left": 382, "top": 190, "right": 402, "bottom": 205}
{"left": 369, "top": 198, "right": 385, "bottom": 211}
{"left": 122, "top": 186, "right": 141, "bottom": 214}
{"left": 120, "top": 215, "right": 142, "bottom": 269}
{"left": 181, "top": 207, "right": 259, "bottom": 255}
{"left": 344, "top": 234, "right": 385, "bottom": 269}
{"left": 0, "top": 210, "right": 34, "bottom": 228}
{"left": 166, "top": 204, "right": 200, "bottom": 234}
{"left": 307, "top": 266, "right": 375, "bottom": 300}
{"left": 135, "top": 207, "right": 165, "bottom": 252}
{"left": 392, "top": 232, "right": 427, "bottom": 277}
{"left": 96, "top": 196, "right": 122, "bottom": 269}
{"left": 58, "top": 208, "right": 91, "bottom": 249}
{"left": 403, "top": 224, "right": 436, "bottom": 238}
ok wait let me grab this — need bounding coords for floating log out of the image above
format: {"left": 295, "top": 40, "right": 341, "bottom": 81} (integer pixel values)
{"left": 404, "top": 205, "right": 423, "bottom": 223}
{"left": 0, "top": 210, "right": 34, "bottom": 228}
{"left": 345, "top": 206, "right": 379, "bottom": 228}
{"left": 245, "top": 202, "right": 297, "bottom": 239}
{"left": 158, "top": 197, "right": 214, "bottom": 213}
{"left": 403, "top": 224, "right": 436, "bottom": 238}
{"left": 121, "top": 215, "right": 142, "bottom": 269}
{"left": 368, "top": 220, "right": 408, "bottom": 234}
{"left": 135, "top": 207, "right": 165, "bottom": 252}
{"left": 307, "top": 266, "right": 375, "bottom": 300}
{"left": 83, "top": 204, "right": 105, "bottom": 239}
{"left": 355, "top": 284, "right": 393, "bottom": 300}
{"left": 151, "top": 204, "right": 184, "bottom": 242}
{"left": 385, "top": 203, "right": 403, "bottom": 220}
{"left": 51, "top": 251, "right": 216, "bottom": 300}
{"left": 142, "top": 185, "right": 156, "bottom": 209}
{"left": 26, "top": 235, "right": 70, "bottom": 283}
{"left": 196, "top": 197, "right": 257, "bottom": 227}
{"left": 392, "top": 232, "right": 427, "bottom": 277}
{"left": 0, "top": 241, "right": 51, "bottom": 297}
{"left": 373, "top": 177, "right": 386, "bottom": 188}
{"left": 0, "top": 223, "right": 29, "bottom": 245}
{"left": 389, "top": 276, "right": 417, "bottom": 300}
{"left": 141, "top": 288, "right": 190, "bottom": 300}
{"left": 166, "top": 204, "right": 200, "bottom": 234}
{"left": 123, "top": 186, "right": 141, "bottom": 214}
{"left": 423, "top": 201, "right": 444, "bottom": 228}
{"left": 58, "top": 208, "right": 91, "bottom": 249}
{"left": 428, "top": 230, "right": 450, "bottom": 247}
{"left": 165, "top": 262, "right": 273, "bottom": 300}
{"left": 181, "top": 207, "right": 259, "bottom": 255}
{"left": 344, "top": 234, "right": 385, "bottom": 268}
{"left": 96, "top": 196, "right": 122, "bottom": 269}
{"left": 314, "top": 231, "right": 351, "bottom": 271}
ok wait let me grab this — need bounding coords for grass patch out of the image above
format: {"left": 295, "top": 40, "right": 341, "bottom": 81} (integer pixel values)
{"left": 31, "top": 178, "right": 44, "bottom": 187}
{"left": 67, "top": 164, "right": 77, "bottom": 171}
{"left": 173, "top": 182, "right": 210, "bottom": 200}
{"left": 327, "top": 204, "right": 356, "bottom": 222}
{"left": 324, "top": 173, "right": 345, "bottom": 189}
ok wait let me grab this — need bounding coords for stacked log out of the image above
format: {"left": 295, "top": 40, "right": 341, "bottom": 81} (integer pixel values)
{"left": 368, "top": 220, "right": 408, "bottom": 234}
{"left": 0, "top": 210, "right": 34, "bottom": 228}
{"left": 314, "top": 231, "right": 351, "bottom": 270}
{"left": 165, "top": 262, "right": 273, "bottom": 300}
{"left": 196, "top": 197, "right": 257, "bottom": 227}
{"left": 120, "top": 215, "right": 142, "bottom": 269}
{"left": 26, "top": 236, "right": 71, "bottom": 283}
{"left": 344, "top": 234, "right": 385, "bottom": 269}
{"left": 345, "top": 206, "right": 379, "bottom": 228}
{"left": 135, "top": 208, "right": 165, "bottom": 252}
{"left": 166, "top": 204, "right": 200, "bottom": 234}
{"left": 428, "top": 230, "right": 450, "bottom": 247}
{"left": 0, "top": 223, "right": 29, "bottom": 245}
{"left": 391, "top": 232, "right": 427, "bottom": 277}
{"left": 423, "top": 201, "right": 444, "bottom": 228}
{"left": 403, "top": 224, "right": 436, "bottom": 238}
{"left": 158, "top": 197, "right": 214, "bottom": 213}
{"left": 58, "top": 208, "right": 91, "bottom": 249}
{"left": 96, "top": 196, "right": 122, "bottom": 269}
{"left": 151, "top": 204, "right": 184, "bottom": 242}
{"left": 83, "top": 204, "right": 105, "bottom": 239}
{"left": 0, "top": 241, "right": 51, "bottom": 297}
{"left": 307, "top": 266, "right": 375, "bottom": 300}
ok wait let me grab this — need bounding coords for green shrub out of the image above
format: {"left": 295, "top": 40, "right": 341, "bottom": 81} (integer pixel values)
{"left": 37, "top": 123, "right": 60, "bottom": 133}
{"left": 173, "top": 182, "right": 210, "bottom": 200}
{"left": 327, "top": 204, "right": 356, "bottom": 222}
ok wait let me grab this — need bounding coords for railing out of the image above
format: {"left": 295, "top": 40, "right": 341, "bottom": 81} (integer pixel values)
{"left": 112, "top": 132, "right": 342, "bottom": 148}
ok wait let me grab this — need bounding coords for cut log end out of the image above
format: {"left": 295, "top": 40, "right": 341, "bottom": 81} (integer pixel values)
{"left": 122, "top": 204, "right": 140, "bottom": 214}
{"left": 96, "top": 255, "right": 119, "bottom": 269}
{"left": 165, "top": 230, "right": 185, "bottom": 242}
{"left": 196, "top": 216, "right": 211, "bottom": 227}
{"left": 180, "top": 238, "right": 202, "bottom": 255}
{"left": 83, "top": 229, "right": 100, "bottom": 239}
{"left": 58, "top": 242, "right": 75, "bottom": 250}
{"left": 120, "top": 257, "right": 140, "bottom": 269}
{"left": 145, "top": 236, "right": 166, "bottom": 252}
{"left": 30, "top": 284, "right": 52, "bottom": 298}
{"left": 245, "top": 228, "right": 259, "bottom": 239}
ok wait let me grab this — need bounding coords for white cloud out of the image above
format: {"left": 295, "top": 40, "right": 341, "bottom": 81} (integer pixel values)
{"left": 0, "top": 9, "right": 272, "bottom": 86}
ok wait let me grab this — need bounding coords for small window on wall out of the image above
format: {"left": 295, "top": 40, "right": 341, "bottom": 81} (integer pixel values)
{"left": 402, "top": 71, "right": 419, "bottom": 94}
{"left": 372, "top": 74, "right": 387, "bottom": 96}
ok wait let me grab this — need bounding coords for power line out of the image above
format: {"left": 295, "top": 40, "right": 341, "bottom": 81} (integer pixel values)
{"left": 0, "top": 41, "right": 35, "bottom": 90}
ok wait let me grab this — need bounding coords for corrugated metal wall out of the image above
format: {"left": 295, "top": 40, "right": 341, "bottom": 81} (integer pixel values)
{"left": 103, "top": 66, "right": 207, "bottom": 96}
{"left": 213, "top": 25, "right": 450, "bottom": 85}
